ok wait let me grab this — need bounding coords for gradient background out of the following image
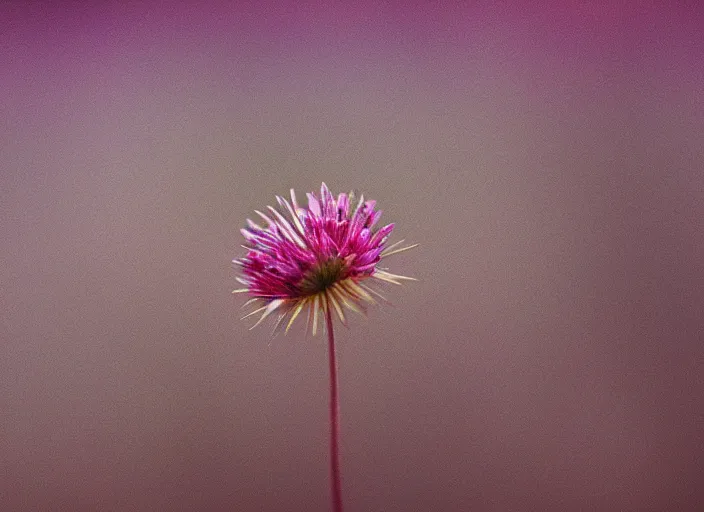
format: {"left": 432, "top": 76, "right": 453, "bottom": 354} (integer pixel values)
{"left": 2, "top": 2, "right": 703, "bottom": 511}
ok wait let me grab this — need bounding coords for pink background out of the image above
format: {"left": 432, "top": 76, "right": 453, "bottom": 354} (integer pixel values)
{"left": 2, "top": 2, "right": 703, "bottom": 510}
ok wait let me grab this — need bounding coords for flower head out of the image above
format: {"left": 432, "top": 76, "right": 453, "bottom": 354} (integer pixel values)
{"left": 233, "top": 183, "right": 416, "bottom": 334}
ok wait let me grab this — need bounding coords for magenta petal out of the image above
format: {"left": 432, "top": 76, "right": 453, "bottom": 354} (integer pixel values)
{"left": 307, "top": 193, "right": 321, "bottom": 216}
{"left": 336, "top": 193, "right": 349, "bottom": 220}
{"left": 371, "top": 223, "right": 394, "bottom": 243}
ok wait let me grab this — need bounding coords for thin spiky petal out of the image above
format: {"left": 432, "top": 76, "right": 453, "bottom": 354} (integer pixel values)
{"left": 381, "top": 241, "right": 420, "bottom": 258}
{"left": 249, "top": 299, "right": 285, "bottom": 330}
{"left": 267, "top": 205, "right": 307, "bottom": 248}
{"left": 241, "top": 304, "right": 268, "bottom": 321}
{"left": 341, "top": 279, "right": 376, "bottom": 305}
{"left": 327, "top": 289, "right": 346, "bottom": 324}
{"left": 277, "top": 195, "right": 306, "bottom": 237}
{"left": 241, "top": 298, "right": 260, "bottom": 309}
{"left": 336, "top": 291, "right": 363, "bottom": 316}
{"left": 271, "top": 312, "right": 288, "bottom": 334}
{"left": 372, "top": 269, "right": 417, "bottom": 285}
{"left": 305, "top": 296, "right": 316, "bottom": 336}
{"left": 290, "top": 188, "right": 300, "bottom": 211}
{"left": 253, "top": 210, "right": 275, "bottom": 227}
{"left": 307, "top": 193, "right": 321, "bottom": 216}
{"left": 359, "top": 282, "right": 389, "bottom": 303}
{"left": 312, "top": 294, "right": 321, "bottom": 336}
{"left": 286, "top": 298, "right": 308, "bottom": 333}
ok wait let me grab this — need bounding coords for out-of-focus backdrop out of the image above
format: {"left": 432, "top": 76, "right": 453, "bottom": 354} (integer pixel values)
{"left": 2, "top": 2, "right": 703, "bottom": 511}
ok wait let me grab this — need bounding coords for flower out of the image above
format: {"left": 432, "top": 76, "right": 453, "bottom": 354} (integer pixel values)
{"left": 233, "top": 183, "right": 416, "bottom": 334}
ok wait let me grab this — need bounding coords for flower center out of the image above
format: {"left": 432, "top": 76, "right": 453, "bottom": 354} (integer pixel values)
{"left": 299, "top": 257, "right": 345, "bottom": 295}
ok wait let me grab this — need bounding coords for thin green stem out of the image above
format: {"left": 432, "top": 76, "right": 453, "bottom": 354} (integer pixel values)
{"left": 325, "top": 299, "right": 343, "bottom": 512}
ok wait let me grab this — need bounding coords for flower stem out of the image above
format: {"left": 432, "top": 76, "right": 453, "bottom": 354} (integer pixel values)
{"left": 325, "top": 300, "right": 343, "bottom": 512}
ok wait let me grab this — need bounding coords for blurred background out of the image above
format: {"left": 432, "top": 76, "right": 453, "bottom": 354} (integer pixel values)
{"left": 2, "top": 1, "right": 703, "bottom": 510}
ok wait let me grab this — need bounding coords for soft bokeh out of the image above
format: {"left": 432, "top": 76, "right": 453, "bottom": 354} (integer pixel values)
{"left": 2, "top": 2, "right": 703, "bottom": 511}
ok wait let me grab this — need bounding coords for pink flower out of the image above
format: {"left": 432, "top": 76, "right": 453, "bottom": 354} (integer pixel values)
{"left": 233, "top": 183, "right": 416, "bottom": 334}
